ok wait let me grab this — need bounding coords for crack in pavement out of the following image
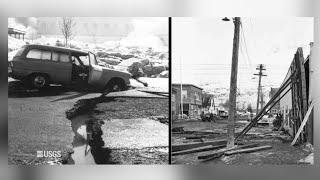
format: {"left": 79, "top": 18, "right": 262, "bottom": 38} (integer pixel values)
{"left": 65, "top": 95, "right": 118, "bottom": 164}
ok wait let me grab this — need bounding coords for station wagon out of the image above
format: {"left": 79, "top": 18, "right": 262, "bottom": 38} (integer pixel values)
{"left": 9, "top": 44, "right": 131, "bottom": 92}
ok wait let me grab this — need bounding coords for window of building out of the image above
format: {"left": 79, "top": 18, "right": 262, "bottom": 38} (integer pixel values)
{"left": 195, "top": 92, "right": 200, "bottom": 100}
{"left": 182, "top": 90, "right": 187, "bottom": 99}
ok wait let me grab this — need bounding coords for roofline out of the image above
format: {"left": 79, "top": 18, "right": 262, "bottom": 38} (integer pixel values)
{"left": 172, "top": 83, "right": 203, "bottom": 90}
{"left": 8, "top": 27, "right": 26, "bottom": 34}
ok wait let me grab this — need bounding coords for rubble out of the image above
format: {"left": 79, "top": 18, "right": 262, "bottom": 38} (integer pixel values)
{"left": 298, "top": 153, "right": 313, "bottom": 165}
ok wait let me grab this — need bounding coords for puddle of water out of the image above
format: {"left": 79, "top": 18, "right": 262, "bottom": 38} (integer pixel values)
{"left": 70, "top": 115, "right": 96, "bottom": 164}
{"left": 72, "top": 145, "right": 95, "bottom": 164}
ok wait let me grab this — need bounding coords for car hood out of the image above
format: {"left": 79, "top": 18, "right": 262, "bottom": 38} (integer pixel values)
{"left": 101, "top": 66, "right": 132, "bottom": 77}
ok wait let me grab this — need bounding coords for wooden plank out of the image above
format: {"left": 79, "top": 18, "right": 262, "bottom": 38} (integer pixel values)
{"left": 172, "top": 144, "right": 226, "bottom": 156}
{"left": 224, "top": 145, "right": 272, "bottom": 156}
{"left": 172, "top": 139, "right": 227, "bottom": 152}
{"left": 198, "top": 147, "right": 233, "bottom": 161}
{"left": 198, "top": 143, "right": 259, "bottom": 161}
{"left": 185, "top": 135, "right": 206, "bottom": 139}
{"left": 236, "top": 76, "right": 292, "bottom": 139}
{"left": 291, "top": 103, "right": 314, "bottom": 145}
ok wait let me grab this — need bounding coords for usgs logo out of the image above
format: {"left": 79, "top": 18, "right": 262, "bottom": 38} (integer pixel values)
{"left": 37, "top": 151, "right": 61, "bottom": 158}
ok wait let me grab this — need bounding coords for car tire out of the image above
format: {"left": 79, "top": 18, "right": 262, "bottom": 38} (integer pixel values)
{"left": 103, "top": 78, "right": 126, "bottom": 94}
{"left": 30, "top": 74, "right": 49, "bottom": 89}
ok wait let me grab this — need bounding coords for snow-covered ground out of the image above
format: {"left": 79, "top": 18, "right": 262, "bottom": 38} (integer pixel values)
{"left": 130, "top": 77, "right": 168, "bottom": 92}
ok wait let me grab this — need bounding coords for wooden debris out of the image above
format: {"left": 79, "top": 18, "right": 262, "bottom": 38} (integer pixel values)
{"left": 224, "top": 145, "right": 272, "bottom": 156}
{"left": 172, "top": 139, "right": 227, "bottom": 152}
{"left": 185, "top": 135, "right": 206, "bottom": 139}
{"left": 197, "top": 143, "right": 259, "bottom": 161}
{"left": 172, "top": 127, "right": 184, "bottom": 133}
{"left": 198, "top": 147, "right": 237, "bottom": 161}
{"left": 291, "top": 103, "right": 314, "bottom": 146}
{"left": 298, "top": 153, "right": 313, "bottom": 165}
{"left": 172, "top": 144, "right": 226, "bottom": 156}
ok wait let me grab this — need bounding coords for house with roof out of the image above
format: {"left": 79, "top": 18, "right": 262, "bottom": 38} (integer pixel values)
{"left": 172, "top": 83, "right": 203, "bottom": 119}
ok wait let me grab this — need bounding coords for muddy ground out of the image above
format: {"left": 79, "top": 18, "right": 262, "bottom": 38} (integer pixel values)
{"left": 172, "top": 119, "right": 312, "bottom": 165}
{"left": 8, "top": 78, "right": 169, "bottom": 165}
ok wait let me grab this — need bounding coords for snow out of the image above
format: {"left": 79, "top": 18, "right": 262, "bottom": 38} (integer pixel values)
{"left": 138, "top": 77, "right": 168, "bottom": 92}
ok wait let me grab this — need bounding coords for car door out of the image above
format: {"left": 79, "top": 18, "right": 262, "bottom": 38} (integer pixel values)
{"left": 51, "top": 51, "right": 72, "bottom": 84}
{"left": 88, "top": 52, "right": 105, "bottom": 88}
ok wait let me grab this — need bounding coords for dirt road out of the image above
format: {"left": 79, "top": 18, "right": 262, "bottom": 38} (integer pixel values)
{"left": 172, "top": 120, "right": 311, "bottom": 165}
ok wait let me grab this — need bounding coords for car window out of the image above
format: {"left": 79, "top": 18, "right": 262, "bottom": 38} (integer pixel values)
{"left": 26, "top": 49, "right": 42, "bottom": 59}
{"left": 71, "top": 56, "right": 81, "bottom": 66}
{"left": 52, "top": 52, "right": 59, "bottom": 61}
{"left": 60, "top": 53, "right": 70, "bottom": 63}
{"left": 41, "top": 51, "right": 51, "bottom": 60}
{"left": 78, "top": 55, "right": 90, "bottom": 66}
{"left": 26, "top": 49, "right": 51, "bottom": 60}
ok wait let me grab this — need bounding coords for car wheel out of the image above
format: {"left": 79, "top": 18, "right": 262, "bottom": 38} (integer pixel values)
{"left": 30, "top": 74, "right": 48, "bottom": 89}
{"left": 103, "top": 79, "right": 126, "bottom": 94}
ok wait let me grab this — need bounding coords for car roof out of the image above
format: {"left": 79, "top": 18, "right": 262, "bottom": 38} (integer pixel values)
{"left": 24, "top": 44, "right": 89, "bottom": 55}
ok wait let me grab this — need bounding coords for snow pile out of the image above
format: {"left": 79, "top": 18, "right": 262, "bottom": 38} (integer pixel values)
{"left": 8, "top": 36, "right": 26, "bottom": 61}
{"left": 8, "top": 35, "right": 26, "bottom": 52}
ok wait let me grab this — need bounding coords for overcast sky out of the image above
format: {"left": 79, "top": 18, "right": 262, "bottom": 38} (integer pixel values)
{"left": 172, "top": 17, "right": 313, "bottom": 90}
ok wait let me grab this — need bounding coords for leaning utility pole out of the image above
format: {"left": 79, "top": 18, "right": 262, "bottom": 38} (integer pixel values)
{"left": 227, "top": 17, "right": 241, "bottom": 148}
{"left": 254, "top": 64, "right": 267, "bottom": 115}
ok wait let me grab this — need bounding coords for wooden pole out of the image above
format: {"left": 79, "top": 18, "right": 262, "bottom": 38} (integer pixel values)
{"left": 180, "top": 58, "right": 183, "bottom": 118}
{"left": 227, "top": 17, "right": 241, "bottom": 148}
{"left": 254, "top": 64, "right": 267, "bottom": 115}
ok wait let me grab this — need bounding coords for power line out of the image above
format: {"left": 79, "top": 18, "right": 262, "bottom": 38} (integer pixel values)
{"left": 240, "top": 22, "right": 254, "bottom": 73}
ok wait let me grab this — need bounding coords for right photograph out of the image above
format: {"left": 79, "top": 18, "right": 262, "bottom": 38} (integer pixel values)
{"left": 171, "top": 17, "right": 314, "bottom": 165}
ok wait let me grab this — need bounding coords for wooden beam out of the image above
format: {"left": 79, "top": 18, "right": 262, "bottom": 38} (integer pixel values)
{"left": 291, "top": 103, "right": 314, "bottom": 145}
{"left": 172, "top": 139, "right": 227, "bottom": 152}
{"left": 224, "top": 145, "right": 272, "bottom": 156}
{"left": 172, "top": 144, "right": 226, "bottom": 156}
{"left": 236, "top": 76, "right": 292, "bottom": 139}
{"left": 198, "top": 143, "right": 259, "bottom": 161}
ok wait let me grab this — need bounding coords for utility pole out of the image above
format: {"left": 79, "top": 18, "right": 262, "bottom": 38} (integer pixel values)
{"left": 180, "top": 58, "right": 183, "bottom": 118}
{"left": 227, "top": 17, "right": 241, "bottom": 148}
{"left": 254, "top": 64, "right": 267, "bottom": 115}
{"left": 260, "top": 86, "right": 265, "bottom": 109}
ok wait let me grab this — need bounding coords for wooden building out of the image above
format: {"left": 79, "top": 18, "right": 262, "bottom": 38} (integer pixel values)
{"left": 172, "top": 84, "right": 203, "bottom": 119}
{"left": 8, "top": 28, "right": 26, "bottom": 40}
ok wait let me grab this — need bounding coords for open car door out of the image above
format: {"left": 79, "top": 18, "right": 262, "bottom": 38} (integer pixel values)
{"left": 88, "top": 52, "right": 105, "bottom": 87}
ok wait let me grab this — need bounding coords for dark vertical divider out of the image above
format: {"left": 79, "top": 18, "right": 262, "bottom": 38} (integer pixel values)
{"left": 168, "top": 17, "right": 172, "bottom": 164}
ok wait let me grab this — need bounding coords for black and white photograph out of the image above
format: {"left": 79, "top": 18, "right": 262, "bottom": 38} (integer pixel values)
{"left": 171, "top": 17, "right": 314, "bottom": 165}
{"left": 8, "top": 17, "right": 169, "bottom": 165}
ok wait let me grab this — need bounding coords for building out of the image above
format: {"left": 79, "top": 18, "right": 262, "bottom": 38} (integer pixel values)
{"left": 171, "top": 88, "right": 177, "bottom": 118}
{"left": 279, "top": 45, "right": 312, "bottom": 142}
{"left": 269, "top": 87, "right": 280, "bottom": 115}
{"left": 172, "top": 83, "right": 203, "bottom": 119}
{"left": 8, "top": 28, "right": 26, "bottom": 40}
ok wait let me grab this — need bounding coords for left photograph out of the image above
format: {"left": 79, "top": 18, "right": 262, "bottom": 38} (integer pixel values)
{"left": 8, "top": 17, "right": 169, "bottom": 165}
